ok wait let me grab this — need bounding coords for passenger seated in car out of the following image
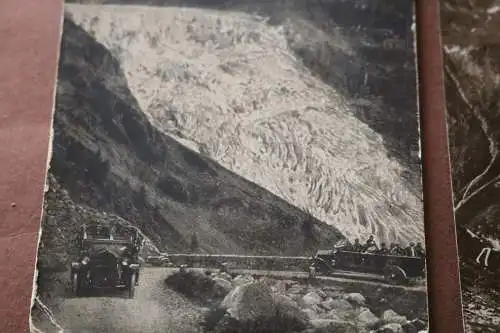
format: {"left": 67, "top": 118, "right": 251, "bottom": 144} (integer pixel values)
{"left": 415, "top": 242, "right": 425, "bottom": 257}
{"left": 405, "top": 242, "right": 417, "bottom": 256}
{"left": 351, "top": 238, "right": 363, "bottom": 252}
{"left": 389, "top": 243, "right": 404, "bottom": 255}
{"left": 363, "top": 235, "right": 378, "bottom": 252}
{"left": 377, "top": 243, "right": 389, "bottom": 254}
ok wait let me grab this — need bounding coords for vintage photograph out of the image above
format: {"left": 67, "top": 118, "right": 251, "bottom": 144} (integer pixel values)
{"left": 29, "top": 1, "right": 428, "bottom": 333}
{"left": 441, "top": 0, "right": 500, "bottom": 331}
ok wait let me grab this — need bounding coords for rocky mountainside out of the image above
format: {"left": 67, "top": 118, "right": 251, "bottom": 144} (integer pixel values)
{"left": 62, "top": 0, "right": 424, "bottom": 245}
{"left": 45, "top": 16, "right": 343, "bottom": 262}
{"left": 441, "top": 0, "right": 500, "bottom": 331}
{"left": 441, "top": 0, "right": 500, "bottom": 238}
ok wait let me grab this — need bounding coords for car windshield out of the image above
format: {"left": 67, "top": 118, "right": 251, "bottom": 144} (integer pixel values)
{"left": 83, "top": 224, "right": 137, "bottom": 242}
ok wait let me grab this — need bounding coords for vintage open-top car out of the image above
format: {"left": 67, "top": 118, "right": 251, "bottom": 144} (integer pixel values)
{"left": 311, "top": 240, "right": 426, "bottom": 285}
{"left": 70, "top": 222, "right": 143, "bottom": 298}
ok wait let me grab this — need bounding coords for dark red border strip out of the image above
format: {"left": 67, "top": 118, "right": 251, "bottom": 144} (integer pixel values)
{"left": 416, "top": 0, "right": 465, "bottom": 332}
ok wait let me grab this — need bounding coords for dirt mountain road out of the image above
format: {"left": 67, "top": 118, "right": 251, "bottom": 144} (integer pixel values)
{"left": 38, "top": 268, "right": 205, "bottom": 333}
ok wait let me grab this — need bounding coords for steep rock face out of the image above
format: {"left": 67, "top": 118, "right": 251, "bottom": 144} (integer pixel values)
{"left": 441, "top": 0, "right": 500, "bottom": 238}
{"left": 64, "top": 3, "right": 424, "bottom": 244}
{"left": 48, "top": 16, "right": 344, "bottom": 257}
{"left": 441, "top": 0, "right": 500, "bottom": 330}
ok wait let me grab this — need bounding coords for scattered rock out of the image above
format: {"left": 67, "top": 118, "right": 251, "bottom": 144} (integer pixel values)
{"left": 321, "top": 298, "right": 353, "bottom": 311}
{"left": 301, "top": 308, "right": 318, "bottom": 320}
{"left": 409, "top": 319, "right": 427, "bottom": 331}
{"left": 288, "top": 284, "right": 305, "bottom": 295}
{"left": 273, "top": 294, "right": 309, "bottom": 331}
{"left": 357, "top": 307, "right": 379, "bottom": 328}
{"left": 213, "top": 277, "right": 232, "bottom": 297}
{"left": 216, "top": 272, "right": 233, "bottom": 281}
{"left": 382, "top": 309, "right": 408, "bottom": 325}
{"left": 316, "top": 289, "right": 327, "bottom": 299}
{"left": 165, "top": 270, "right": 230, "bottom": 302}
{"left": 232, "top": 275, "right": 254, "bottom": 288}
{"left": 402, "top": 322, "right": 418, "bottom": 333}
{"left": 274, "top": 280, "right": 289, "bottom": 294}
{"left": 310, "top": 319, "right": 357, "bottom": 332}
{"left": 301, "top": 292, "right": 323, "bottom": 308}
{"left": 378, "top": 323, "right": 404, "bottom": 333}
{"left": 344, "top": 293, "right": 366, "bottom": 306}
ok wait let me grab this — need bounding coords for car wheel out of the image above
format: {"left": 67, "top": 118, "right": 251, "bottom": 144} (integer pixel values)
{"left": 383, "top": 265, "right": 407, "bottom": 284}
{"left": 128, "top": 273, "right": 136, "bottom": 299}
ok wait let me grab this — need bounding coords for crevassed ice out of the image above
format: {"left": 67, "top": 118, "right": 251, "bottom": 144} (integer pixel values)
{"left": 66, "top": 4, "right": 424, "bottom": 245}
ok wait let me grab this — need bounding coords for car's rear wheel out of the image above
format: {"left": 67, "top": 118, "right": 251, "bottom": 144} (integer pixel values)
{"left": 128, "top": 273, "right": 136, "bottom": 299}
{"left": 383, "top": 265, "right": 408, "bottom": 284}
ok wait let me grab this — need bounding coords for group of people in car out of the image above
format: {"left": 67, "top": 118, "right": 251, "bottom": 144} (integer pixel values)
{"left": 343, "top": 235, "right": 426, "bottom": 257}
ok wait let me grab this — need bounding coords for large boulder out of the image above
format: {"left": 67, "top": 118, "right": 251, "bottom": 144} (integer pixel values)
{"left": 300, "top": 292, "right": 323, "bottom": 308}
{"left": 221, "top": 282, "right": 275, "bottom": 322}
{"left": 210, "top": 282, "right": 308, "bottom": 333}
{"left": 357, "top": 307, "right": 380, "bottom": 328}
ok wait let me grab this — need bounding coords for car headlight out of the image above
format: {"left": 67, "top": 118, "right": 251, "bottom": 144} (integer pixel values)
{"left": 81, "top": 256, "right": 90, "bottom": 265}
{"left": 121, "top": 260, "right": 129, "bottom": 266}
{"left": 71, "top": 262, "right": 81, "bottom": 269}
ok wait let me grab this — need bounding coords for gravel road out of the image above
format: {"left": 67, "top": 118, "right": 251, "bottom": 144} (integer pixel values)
{"left": 40, "top": 268, "right": 205, "bottom": 333}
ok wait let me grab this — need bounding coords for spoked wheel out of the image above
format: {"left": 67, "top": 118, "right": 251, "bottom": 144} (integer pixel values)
{"left": 383, "top": 265, "right": 408, "bottom": 285}
{"left": 128, "top": 273, "right": 136, "bottom": 299}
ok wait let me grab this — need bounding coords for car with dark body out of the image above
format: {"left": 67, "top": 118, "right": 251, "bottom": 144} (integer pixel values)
{"left": 70, "top": 223, "right": 143, "bottom": 298}
{"left": 311, "top": 242, "right": 426, "bottom": 285}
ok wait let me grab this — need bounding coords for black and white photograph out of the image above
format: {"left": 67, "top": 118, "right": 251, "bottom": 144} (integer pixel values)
{"left": 29, "top": 1, "right": 428, "bottom": 332}
{"left": 441, "top": 0, "right": 500, "bottom": 331}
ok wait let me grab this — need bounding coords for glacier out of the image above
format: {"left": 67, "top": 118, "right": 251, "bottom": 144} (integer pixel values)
{"left": 65, "top": 4, "right": 424, "bottom": 245}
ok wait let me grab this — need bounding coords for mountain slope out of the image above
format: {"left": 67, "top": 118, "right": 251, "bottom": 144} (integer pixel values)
{"left": 64, "top": 3, "right": 424, "bottom": 244}
{"left": 441, "top": 0, "right": 500, "bottom": 237}
{"left": 45, "top": 16, "right": 343, "bottom": 260}
{"left": 441, "top": 0, "right": 500, "bottom": 331}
